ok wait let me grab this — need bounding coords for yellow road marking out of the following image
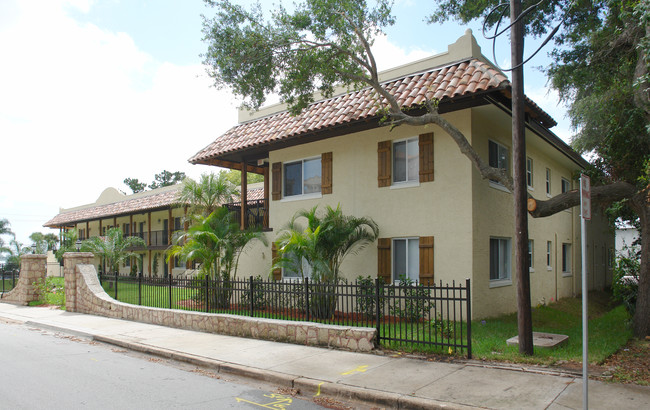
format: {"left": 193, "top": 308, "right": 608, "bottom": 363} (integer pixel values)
{"left": 340, "top": 365, "right": 368, "bottom": 376}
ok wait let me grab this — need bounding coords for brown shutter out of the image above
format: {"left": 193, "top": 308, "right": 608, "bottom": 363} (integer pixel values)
{"left": 419, "top": 236, "right": 434, "bottom": 285}
{"left": 271, "top": 242, "right": 282, "bottom": 281}
{"left": 377, "top": 238, "right": 391, "bottom": 284}
{"left": 377, "top": 140, "right": 391, "bottom": 187}
{"left": 419, "top": 133, "right": 434, "bottom": 183}
{"left": 271, "top": 162, "right": 282, "bottom": 201}
{"left": 321, "top": 152, "right": 333, "bottom": 195}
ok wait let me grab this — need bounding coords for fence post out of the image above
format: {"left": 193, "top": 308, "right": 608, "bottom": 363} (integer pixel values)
{"left": 138, "top": 272, "right": 142, "bottom": 306}
{"left": 466, "top": 278, "right": 472, "bottom": 359}
{"left": 375, "top": 278, "right": 381, "bottom": 346}
{"left": 168, "top": 272, "right": 173, "bottom": 309}
{"left": 249, "top": 276, "right": 254, "bottom": 317}
{"left": 304, "top": 278, "right": 310, "bottom": 322}
{"left": 114, "top": 270, "right": 118, "bottom": 301}
{"left": 205, "top": 275, "right": 209, "bottom": 313}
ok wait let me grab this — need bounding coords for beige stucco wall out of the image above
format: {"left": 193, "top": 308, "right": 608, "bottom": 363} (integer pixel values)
{"left": 470, "top": 105, "right": 614, "bottom": 318}
{"left": 263, "top": 110, "right": 475, "bottom": 285}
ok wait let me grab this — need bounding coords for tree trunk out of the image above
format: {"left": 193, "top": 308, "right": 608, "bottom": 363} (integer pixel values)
{"left": 631, "top": 195, "right": 650, "bottom": 337}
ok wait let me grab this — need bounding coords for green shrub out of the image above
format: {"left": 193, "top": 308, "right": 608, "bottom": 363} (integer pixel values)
{"left": 355, "top": 275, "right": 383, "bottom": 319}
{"left": 612, "top": 246, "right": 639, "bottom": 316}
{"left": 386, "top": 276, "right": 434, "bottom": 322}
{"left": 33, "top": 277, "right": 65, "bottom": 308}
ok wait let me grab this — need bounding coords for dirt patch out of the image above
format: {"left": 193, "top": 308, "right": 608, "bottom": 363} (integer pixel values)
{"left": 598, "top": 338, "right": 650, "bottom": 385}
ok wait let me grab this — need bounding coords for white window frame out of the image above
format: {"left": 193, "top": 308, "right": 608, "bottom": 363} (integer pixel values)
{"left": 490, "top": 237, "right": 512, "bottom": 287}
{"left": 281, "top": 252, "right": 314, "bottom": 281}
{"left": 526, "top": 157, "right": 534, "bottom": 189}
{"left": 546, "top": 240, "right": 553, "bottom": 271}
{"left": 392, "top": 237, "right": 419, "bottom": 283}
{"left": 392, "top": 137, "right": 419, "bottom": 187}
{"left": 282, "top": 156, "right": 322, "bottom": 200}
{"left": 545, "top": 168, "right": 552, "bottom": 197}
{"left": 562, "top": 243, "right": 572, "bottom": 276}
{"left": 528, "top": 239, "right": 534, "bottom": 272}
{"left": 488, "top": 140, "right": 510, "bottom": 190}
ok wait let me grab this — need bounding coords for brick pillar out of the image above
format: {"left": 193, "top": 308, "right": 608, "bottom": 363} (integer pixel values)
{"left": 1, "top": 254, "right": 47, "bottom": 305}
{"left": 63, "top": 252, "right": 94, "bottom": 312}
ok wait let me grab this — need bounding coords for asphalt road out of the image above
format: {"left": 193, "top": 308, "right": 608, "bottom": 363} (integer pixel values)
{"left": 0, "top": 321, "right": 340, "bottom": 410}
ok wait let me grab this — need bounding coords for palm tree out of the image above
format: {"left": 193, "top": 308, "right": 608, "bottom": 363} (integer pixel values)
{"left": 0, "top": 219, "right": 13, "bottom": 238}
{"left": 82, "top": 228, "right": 145, "bottom": 275}
{"left": 273, "top": 204, "right": 379, "bottom": 318}
{"left": 177, "top": 172, "right": 239, "bottom": 217}
{"left": 167, "top": 207, "right": 265, "bottom": 308}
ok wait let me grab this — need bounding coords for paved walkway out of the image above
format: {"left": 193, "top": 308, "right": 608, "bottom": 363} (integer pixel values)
{"left": 0, "top": 302, "right": 648, "bottom": 409}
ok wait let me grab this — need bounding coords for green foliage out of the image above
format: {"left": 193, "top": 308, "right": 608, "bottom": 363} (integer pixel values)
{"left": 386, "top": 276, "right": 435, "bottom": 323}
{"left": 178, "top": 172, "right": 239, "bottom": 217}
{"left": 167, "top": 207, "right": 266, "bottom": 307}
{"left": 202, "top": 0, "right": 395, "bottom": 114}
{"left": 356, "top": 275, "right": 383, "bottom": 319}
{"left": 123, "top": 177, "right": 147, "bottom": 193}
{"left": 274, "top": 204, "right": 379, "bottom": 283}
{"left": 32, "top": 277, "right": 65, "bottom": 308}
{"left": 82, "top": 228, "right": 146, "bottom": 275}
{"left": 123, "top": 170, "right": 186, "bottom": 193}
{"left": 222, "top": 169, "right": 264, "bottom": 185}
{"left": 612, "top": 246, "right": 640, "bottom": 317}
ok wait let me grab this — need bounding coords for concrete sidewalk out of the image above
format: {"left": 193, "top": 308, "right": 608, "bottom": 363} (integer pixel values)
{"left": 0, "top": 303, "right": 648, "bottom": 409}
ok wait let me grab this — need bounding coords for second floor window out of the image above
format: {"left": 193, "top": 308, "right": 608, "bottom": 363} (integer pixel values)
{"left": 284, "top": 157, "right": 321, "bottom": 197}
{"left": 393, "top": 137, "right": 419, "bottom": 184}
{"left": 489, "top": 140, "right": 509, "bottom": 185}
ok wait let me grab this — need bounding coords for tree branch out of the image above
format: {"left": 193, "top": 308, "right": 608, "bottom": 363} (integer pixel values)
{"left": 527, "top": 181, "right": 637, "bottom": 217}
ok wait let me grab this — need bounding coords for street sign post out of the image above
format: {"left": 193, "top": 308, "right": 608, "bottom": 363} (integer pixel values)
{"left": 580, "top": 174, "right": 591, "bottom": 409}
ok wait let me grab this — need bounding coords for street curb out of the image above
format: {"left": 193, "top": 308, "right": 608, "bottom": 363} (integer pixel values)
{"left": 24, "top": 320, "right": 95, "bottom": 339}
{"left": 93, "top": 334, "right": 471, "bottom": 410}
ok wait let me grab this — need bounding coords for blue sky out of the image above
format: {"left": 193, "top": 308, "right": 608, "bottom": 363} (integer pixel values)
{"left": 0, "top": 0, "right": 570, "bottom": 248}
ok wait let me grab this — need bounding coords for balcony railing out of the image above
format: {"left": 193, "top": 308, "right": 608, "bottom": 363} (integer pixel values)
{"left": 224, "top": 199, "right": 269, "bottom": 230}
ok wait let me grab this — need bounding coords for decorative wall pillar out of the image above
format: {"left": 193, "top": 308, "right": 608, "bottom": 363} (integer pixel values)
{"left": 1, "top": 254, "right": 47, "bottom": 305}
{"left": 63, "top": 252, "right": 94, "bottom": 312}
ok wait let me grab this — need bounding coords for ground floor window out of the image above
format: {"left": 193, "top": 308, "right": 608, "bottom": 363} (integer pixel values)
{"left": 562, "top": 243, "right": 572, "bottom": 274}
{"left": 547, "top": 241, "right": 552, "bottom": 270}
{"left": 282, "top": 252, "right": 314, "bottom": 281}
{"left": 528, "top": 240, "right": 534, "bottom": 271}
{"left": 393, "top": 238, "right": 419, "bottom": 282}
{"left": 490, "top": 237, "right": 511, "bottom": 282}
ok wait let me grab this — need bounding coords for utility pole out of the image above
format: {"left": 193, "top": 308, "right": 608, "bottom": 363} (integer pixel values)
{"left": 510, "top": 0, "right": 534, "bottom": 355}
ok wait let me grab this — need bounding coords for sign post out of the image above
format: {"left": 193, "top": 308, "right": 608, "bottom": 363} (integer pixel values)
{"left": 580, "top": 174, "right": 591, "bottom": 409}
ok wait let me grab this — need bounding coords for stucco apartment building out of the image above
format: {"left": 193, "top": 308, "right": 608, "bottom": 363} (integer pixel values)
{"left": 44, "top": 183, "right": 264, "bottom": 278}
{"left": 188, "top": 30, "right": 614, "bottom": 318}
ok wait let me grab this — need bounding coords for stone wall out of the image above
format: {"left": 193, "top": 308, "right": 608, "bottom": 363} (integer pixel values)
{"left": 64, "top": 254, "right": 375, "bottom": 352}
{"left": 1, "top": 254, "right": 47, "bottom": 305}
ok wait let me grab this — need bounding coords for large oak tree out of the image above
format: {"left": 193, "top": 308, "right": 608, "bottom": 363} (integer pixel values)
{"left": 201, "top": 0, "right": 649, "bottom": 337}
{"left": 430, "top": 0, "right": 649, "bottom": 338}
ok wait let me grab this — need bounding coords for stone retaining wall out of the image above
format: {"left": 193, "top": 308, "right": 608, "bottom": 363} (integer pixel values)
{"left": 64, "top": 253, "right": 375, "bottom": 352}
{"left": 1, "top": 254, "right": 47, "bottom": 305}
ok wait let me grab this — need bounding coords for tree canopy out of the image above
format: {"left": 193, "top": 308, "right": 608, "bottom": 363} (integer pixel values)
{"left": 123, "top": 170, "right": 187, "bottom": 193}
{"left": 430, "top": 0, "right": 649, "bottom": 338}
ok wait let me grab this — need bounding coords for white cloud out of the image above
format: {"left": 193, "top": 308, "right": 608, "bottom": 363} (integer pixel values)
{"left": 0, "top": 0, "right": 238, "bottom": 244}
{"left": 371, "top": 33, "right": 435, "bottom": 71}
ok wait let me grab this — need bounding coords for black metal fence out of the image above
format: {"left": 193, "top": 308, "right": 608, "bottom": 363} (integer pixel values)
{"left": 0, "top": 265, "right": 19, "bottom": 295}
{"left": 98, "top": 273, "right": 471, "bottom": 358}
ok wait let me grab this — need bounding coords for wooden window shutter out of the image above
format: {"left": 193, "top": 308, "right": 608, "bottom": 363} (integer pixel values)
{"left": 377, "top": 140, "right": 392, "bottom": 187}
{"left": 271, "top": 242, "right": 282, "bottom": 281}
{"left": 419, "top": 133, "right": 434, "bottom": 183}
{"left": 271, "top": 162, "right": 282, "bottom": 201}
{"left": 321, "top": 152, "right": 333, "bottom": 194}
{"left": 419, "top": 236, "right": 434, "bottom": 285}
{"left": 377, "top": 238, "right": 392, "bottom": 284}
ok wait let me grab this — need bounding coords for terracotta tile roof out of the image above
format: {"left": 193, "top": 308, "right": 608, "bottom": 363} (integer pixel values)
{"left": 189, "top": 58, "right": 554, "bottom": 165}
{"left": 44, "top": 186, "right": 265, "bottom": 228}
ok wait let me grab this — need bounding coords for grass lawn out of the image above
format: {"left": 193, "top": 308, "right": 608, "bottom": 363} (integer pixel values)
{"left": 471, "top": 291, "right": 632, "bottom": 365}
{"left": 29, "top": 276, "right": 66, "bottom": 308}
